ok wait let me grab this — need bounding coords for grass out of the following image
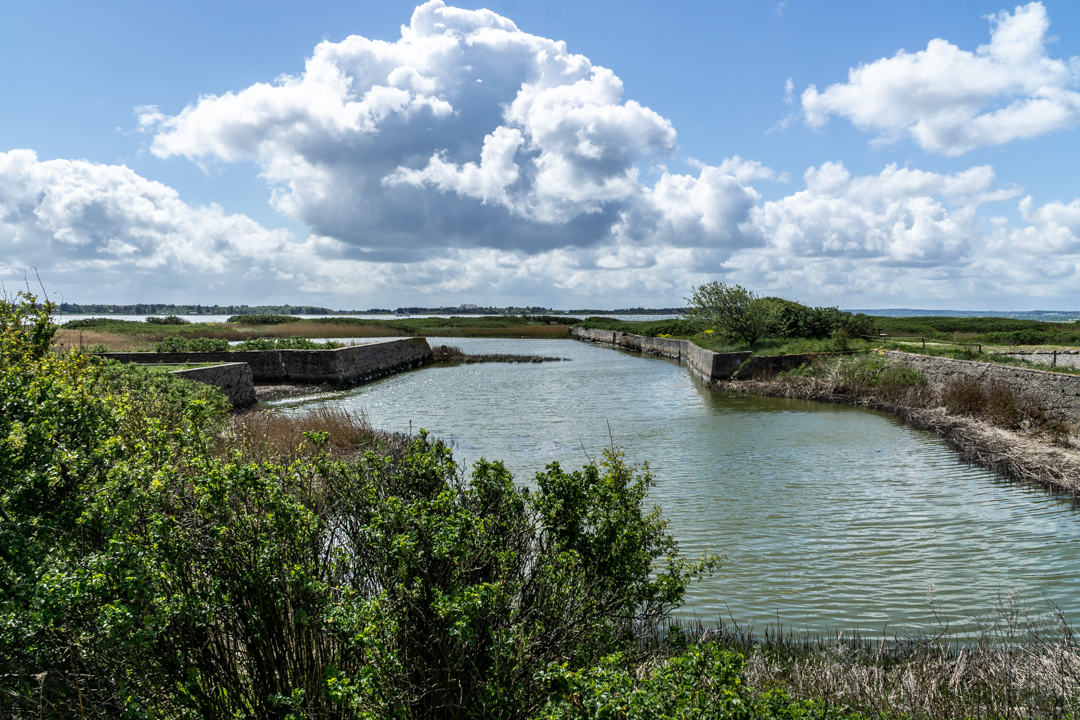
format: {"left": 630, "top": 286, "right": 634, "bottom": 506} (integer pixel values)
{"left": 429, "top": 344, "right": 566, "bottom": 363}
{"left": 218, "top": 406, "right": 405, "bottom": 464}
{"left": 669, "top": 591, "right": 1080, "bottom": 720}
{"left": 54, "top": 316, "right": 569, "bottom": 351}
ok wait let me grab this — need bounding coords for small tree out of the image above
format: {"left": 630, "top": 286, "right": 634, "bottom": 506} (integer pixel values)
{"left": 685, "top": 282, "right": 774, "bottom": 346}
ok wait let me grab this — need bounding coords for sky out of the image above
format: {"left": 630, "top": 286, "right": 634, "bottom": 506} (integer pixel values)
{"left": 3, "top": 1, "right": 1080, "bottom": 310}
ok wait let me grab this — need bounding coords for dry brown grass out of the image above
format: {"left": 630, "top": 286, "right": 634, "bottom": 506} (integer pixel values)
{"left": 421, "top": 324, "right": 570, "bottom": 338}
{"left": 52, "top": 328, "right": 156, "bottom": 352}
{"left": 243, "top": 322, "right": 405, "bottom": 338}
{"left": 217, "top": 406, "right": 406, "bottom": 463}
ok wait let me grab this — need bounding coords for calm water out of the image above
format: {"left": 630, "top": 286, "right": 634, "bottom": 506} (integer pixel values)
{"left": 268, "top": 338, "right": 1080, "bottom": 633}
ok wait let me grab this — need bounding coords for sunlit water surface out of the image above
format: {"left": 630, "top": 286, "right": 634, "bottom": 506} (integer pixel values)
{"left": 267, "top": 338, "right": 1080, "bottom": 633}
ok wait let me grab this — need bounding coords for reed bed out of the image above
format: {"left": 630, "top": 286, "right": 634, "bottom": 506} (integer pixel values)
{"left": 52, "top": 328, "right": 156, "bottom": 352}
{"left": 216, "top": 406, "right": 408, "bottom": 463}
{"left": 652, "top": 596, "right": 1080, "bottom": 720}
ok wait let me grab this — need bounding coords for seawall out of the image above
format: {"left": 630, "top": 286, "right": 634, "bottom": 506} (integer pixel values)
{"left": 102, "top": 338, "right": 433, "bottom": 385}
{"left": 171, "top": 363, "right": 257, "bottom": 409}
{"left": 570, "top": 327, "right": 813, "bottom": 381}
{"left": 885, "top": 350, "right": 1080, "bottom": 423}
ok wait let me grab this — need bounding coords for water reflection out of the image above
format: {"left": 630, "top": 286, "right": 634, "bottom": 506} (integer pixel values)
{"left": 268, "top": 337, "right": 1080, "bottom": 633}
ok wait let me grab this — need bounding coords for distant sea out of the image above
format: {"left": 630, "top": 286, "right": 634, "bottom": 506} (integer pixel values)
{"left": 847, "top": 308, "right": 1080, "bottom": 321}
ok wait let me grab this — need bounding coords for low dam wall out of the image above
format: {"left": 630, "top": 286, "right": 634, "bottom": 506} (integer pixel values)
{"left": 103, "top": 337, "right": 433, "bottom": 385}
{"left": 570, "top": 327, "right": 812, "bottom": 381}
{"left": 171, "top": 363, "right": 257, "bottom": 409}
{"left": 886, "top": 351, "right": 1080, "bottom": 422}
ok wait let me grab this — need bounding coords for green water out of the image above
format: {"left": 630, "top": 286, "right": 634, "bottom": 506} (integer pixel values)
{"left": 269, "top": 338, "right": 1080, "bottom": 633}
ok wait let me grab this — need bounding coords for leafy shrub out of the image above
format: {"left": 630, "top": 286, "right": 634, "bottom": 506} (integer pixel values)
{"left": 534, "top": 642, "right": 825, "bottom": 720}
{"left": 145, "top": 315, "right": 190, "bottom": 325}
{"left": 226, "top": 313, "right": 302, "bottom": 324}
{"left": 60, "top": 317, "right": 144, "bottom": 329}
{"left": 233, "top": 335, "right": 334, "bottom": 350}
{"left": 978, "top": 330, "right": 1080, "bottom": 346}
{"left": 154, "top": 335, "right": 230, "bottom": 352}
{"left": 3, "top": 294, "right": 715, "bottom": 718}
{"left": 686, "top": 282, "right": 774, "bottom": 345}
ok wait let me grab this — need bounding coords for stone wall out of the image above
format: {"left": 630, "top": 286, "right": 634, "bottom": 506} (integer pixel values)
{"left": 885, "top": 350, "right": 1080, "bottom": 422}
{"left": 102, "top": 337, "right": 433, "bottom": 385}
{"left": 171, "top": 363, "right": 256, "bottom": 409}
{"left": 570, "top": 326, "right": 811, "bottom": 382}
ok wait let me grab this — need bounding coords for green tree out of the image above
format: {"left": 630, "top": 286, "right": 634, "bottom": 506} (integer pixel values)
{"left": 685, "top": 282, "right": 774, "bottom": 346}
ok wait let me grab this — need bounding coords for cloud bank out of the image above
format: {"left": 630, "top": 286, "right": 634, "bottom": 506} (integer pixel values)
{"left": 802, "top": 2, "right": 1080, "bottom": 156}
{"left": 3, "top": 1, "right": 1080, "bottom": 308}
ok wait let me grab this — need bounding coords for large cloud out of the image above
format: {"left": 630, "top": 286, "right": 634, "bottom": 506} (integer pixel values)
{"left": 802, "top": 2, "right": 1080, "bottom": 156}
{"left": 141, "top": 1, "right": 763, "bottom": 256}
{"left": 7, "top": 146, "right": 1080, "bottom": 308}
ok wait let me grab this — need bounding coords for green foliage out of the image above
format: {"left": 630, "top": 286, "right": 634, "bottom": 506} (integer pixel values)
{"left": 60, "top": 317, "right": 146, "bottom": 330}
{"left": 234, "top": 335, "right": 337, "bottom": 350}
{"left": 575, "top": 316, "right": 708, "bottom": 337}
{"left": 685, "top": 283, "right": 775, "bottom": 346}
{"left": 762, "top": 298, "right": 875, "bottom": 340}
{"left": 977, "top": 329, "right": 1080, "bottom": 346}
{"left": 534, "top": 643, "right": 844, "bottom": 720}
{"left": 144, "top": 314, "right": 190, "bottom": 325}
{"left": 227, "top": 313, "right": 303, "bottom": 324}
{"left": 3, "top": 294, "right": 716, "bottom": 719}
{"left": 1, "top": 291, "right": 57, "bottom": 361}
{"left": 872, "top": 315, "right": 1079, "bottom": 336}
{"left": 154, "top": 335, "right": 230, "bottom": 352}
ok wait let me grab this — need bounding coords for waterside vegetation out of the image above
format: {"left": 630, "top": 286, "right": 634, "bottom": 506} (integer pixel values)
{"left": 7, "top": 294, "right": 1080, "bottom": 717}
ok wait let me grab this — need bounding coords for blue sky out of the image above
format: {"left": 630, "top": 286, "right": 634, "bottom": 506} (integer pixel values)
{"left": 3, "top": 0, "right": 1080, "bottom": 310}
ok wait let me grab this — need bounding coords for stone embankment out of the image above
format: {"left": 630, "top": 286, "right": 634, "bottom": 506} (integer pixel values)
{"left": 103, "top": 338, "right": 433, "bottom": 408}
{"left": 570, "top": 327, "right": 813, "bottom": 381}
{"left": 171, "top": 363, "right": 257, "bottom": 409}
{"left": 886, "top": 350, "right": 1080, "bottom": 423}
{"left": 996, "top": 349, "right": 1080, "bottom": 370}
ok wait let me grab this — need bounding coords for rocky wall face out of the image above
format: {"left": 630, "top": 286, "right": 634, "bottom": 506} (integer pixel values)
{"left": 171, "top": 363, "right": 256, "bottom": 409}
{"left": 885, "top": 351, "right": 1080, "bottom": 422}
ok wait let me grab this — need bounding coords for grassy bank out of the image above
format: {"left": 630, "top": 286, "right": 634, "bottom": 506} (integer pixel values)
{"left": 53, "top": 315, "right": 571, "bottom": 352}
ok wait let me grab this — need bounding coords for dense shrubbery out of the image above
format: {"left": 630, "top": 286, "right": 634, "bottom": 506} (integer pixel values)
{"left": 3, "top": 295, "right": 727, "bottom": 719}
{"left": 60, "top": 317, "right": 145, "bottom": 329}
{"left": 154, "top": 335, "right": 231, "bottom": 352}
{"left": 576, "top": 316, "right": 708, "bottom": 337}
{"left": 762, "top": 298, "right": 875, "bottom": 340}
{"left": 233, "top": 335, "right": 337, "bottom": 350}
{"left": 144, "top": 315, "right": 190, "bottom": 325}
{"left": 977, "top": 330, "right": 1080, "bottom": 346}
{"left": 226, "top": 313, "right": 302, "bottom": 324}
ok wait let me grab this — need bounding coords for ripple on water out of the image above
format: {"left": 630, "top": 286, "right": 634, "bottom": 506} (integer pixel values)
{"left": 270, "top": 338, "right": 1080, "bottom": 633}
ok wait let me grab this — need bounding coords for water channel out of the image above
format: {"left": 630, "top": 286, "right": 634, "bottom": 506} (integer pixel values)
{"left": 267, "top": 337, "right": 1080, "bottom": 635}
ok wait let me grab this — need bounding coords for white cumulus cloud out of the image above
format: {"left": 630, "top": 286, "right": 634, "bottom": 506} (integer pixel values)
{"left": 141, "top": 0, "right": 765, "bottom": 256}
{"left": 801, "top": 2, "right": 1080, "bottom": 155}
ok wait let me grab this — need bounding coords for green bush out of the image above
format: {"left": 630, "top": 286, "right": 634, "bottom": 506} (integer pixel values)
{"left": 145, "top": 315, "right": 190, "bottom": 325}
{"left": 3, "top": 294, "right": 717, "bottom": 718}
{"left": 978, "top": 329, "right": 1080, "bottom": 346}
{"left": 226, "top": 313, "right": 302, "bottom": 324}
{"left": 233, "top": 335, "right": 334, "bottom": 350}
{"left": 533, "top": 642, "right": 838, "bottom": 720}
{"left": 154, "top": 335, "right": 230, "bottom": 352}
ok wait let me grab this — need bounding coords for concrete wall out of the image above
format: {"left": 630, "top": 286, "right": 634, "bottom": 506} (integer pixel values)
{"left": 570, "top": 326, "right": 811, "bottom": 382}
{"left": 171, "top": 363, "right": 256, "bottom": 409}
{"left": 102, "top": 337, "right": 433, "bottom": 385}
{"left": 885, "top": 350, "right": 1080, "bottom": 422}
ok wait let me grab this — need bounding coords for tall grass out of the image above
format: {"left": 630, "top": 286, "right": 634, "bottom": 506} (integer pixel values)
{"left": 218, "top": 406, "right": 405, "bottom": 463}
{"left": 665, "top": 593, "right": 1080, "bottom": 720}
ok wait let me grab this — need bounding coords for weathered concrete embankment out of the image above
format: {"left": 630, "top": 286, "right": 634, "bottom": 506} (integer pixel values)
{"left": 103, "top": 338, "right": 433, "bottom": 409}
{"left": 885, "top": 350, "right": 1080, "bottom": 424}
{"left": 569, "top": 327, "right": 815, "bottom": 380}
